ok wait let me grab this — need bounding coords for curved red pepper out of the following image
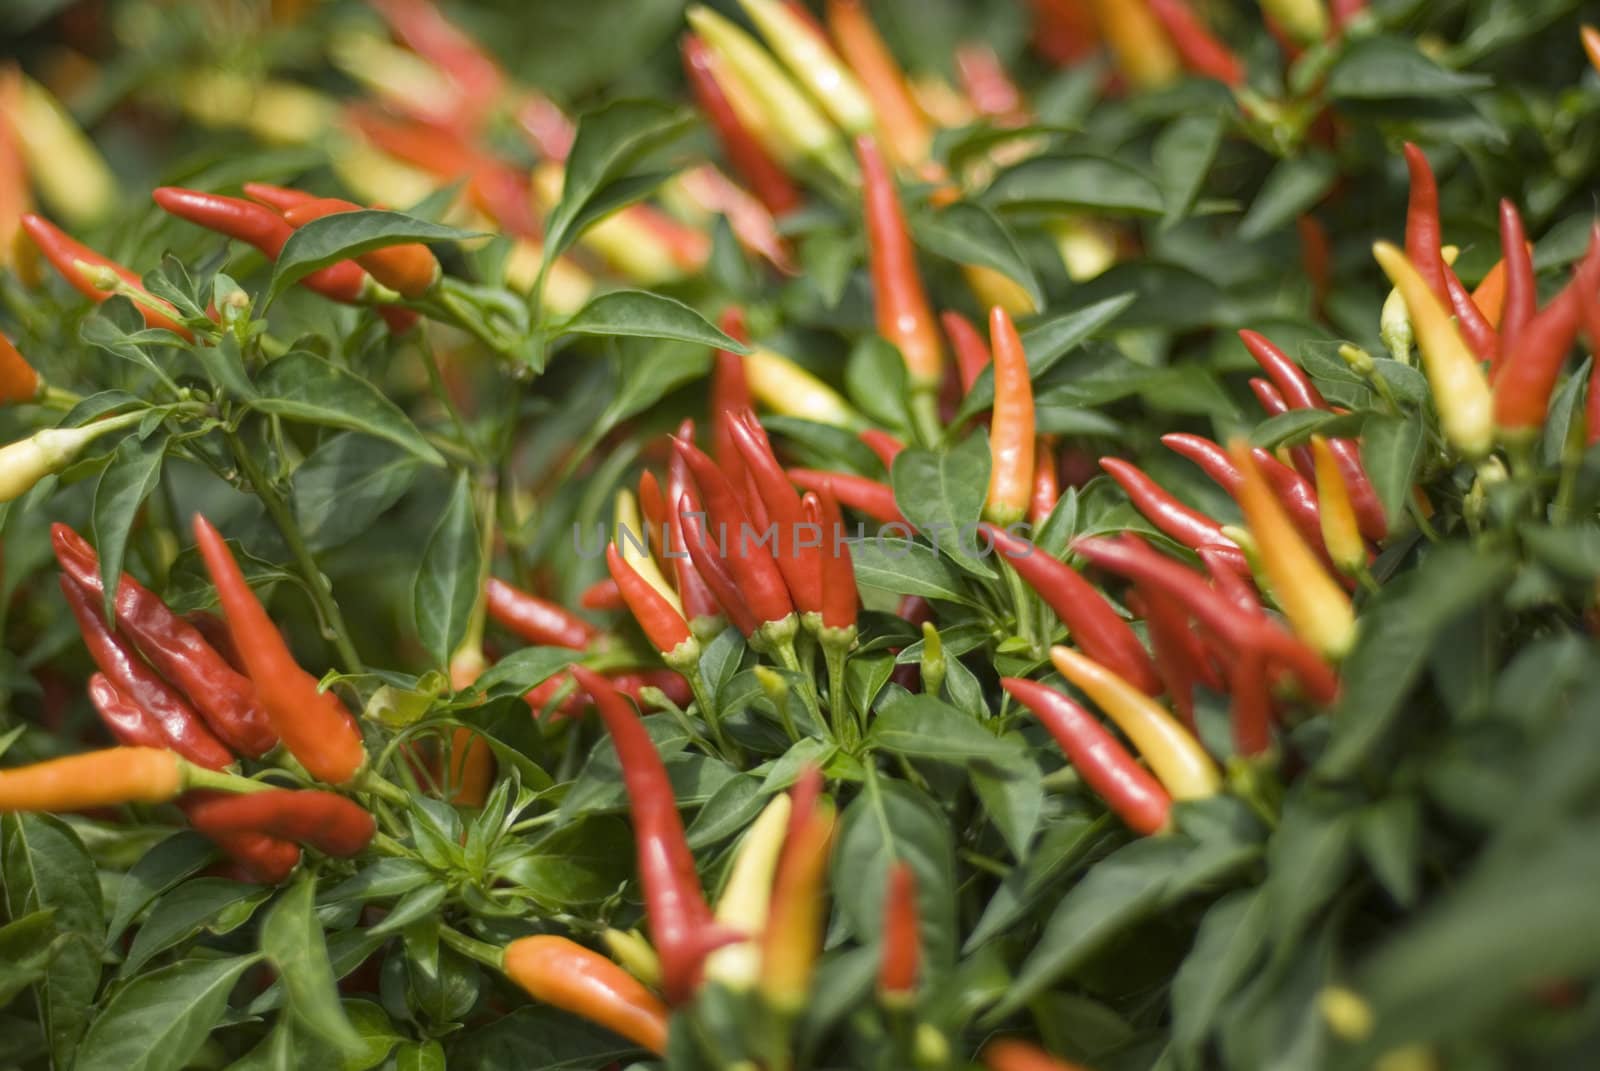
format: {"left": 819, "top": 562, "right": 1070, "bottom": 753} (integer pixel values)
{"left": 674, "top": 437, "right": 794, "bottom": 627}
{"left": 859, "top": 429, "right": 906, "bottom": 471}
{"left": 1493, "top": 199, "right": 1537, "bottom": 374}
{"left": 1247, "top": 376, "right": 1316, "bottom": 481}
{"left": 21, "top": 214, "right": 193, "bottom": 338}
{"left": 485, "top": 577, "right": 597, "bottom": 650}
{"left": 858, "top": 134, "right": 942, "bottom": 388}
{"left": 941, "top": 310, "right": 991, "bottom": 396}
{"left": 1098, "top": 457, "right": 1242, "bottom": 569}
{"left": 1402, "top": 142, "right": 1448, "bottom": 304}
{"left": 682, "top": 35, "right": 801, "bottom": 216}
{"left": 677, "top": 489, "right": 762, "bottom": 636}
{"left": 1442, "top": 263, "right": 1500, "bottom": 361}
{"left": 1029, "top": 436, "right": 1059, "bottom": 525}
{"left": 186, "top": 789, "right": 375, "bottom": 857}
{"left": 1002, "top": 677, "right": 1171, "bottom": 835}
{"left": 1145, "top": 0, "right": 1245, "bottom": 85}
{"left": 1161, "top": 433, "right": 1323, "bottom": 555}
{"left": 807, "top": 482, "right": 858, "bottom": 630}
{"left": 572, "top": 665, "right": 729, "bottom": 1005}
{"left": 605, "top": 545, "right": 693, "bottom": 656}
{"left": 1129, "top": 582, "right": 1221, "bottom": 726}
{"left": 1494, "top": 230, "right": 1600, "bottom": 433}
{"left": 54, "top": 524, "right": 276, "bottom": 758}
{"left": 193, "top": 514, "right": 367, "bottom": 785}
{"left": 876, "top": 861, "right": 921, "bottom": 1002}
{"left": 788, "top": 469, "right": 906, "bottom": 526}
{"left": 667, "top": 423, "right": 727, "bottom": 627}
{"left": 730, "top": 411, "right": 814, "bottom": 610}
{"left": 579, "top": 578, "right": 626, "bottom": 612}
{"left": 982, "top": 524, "right": 1162, "bottom": 695}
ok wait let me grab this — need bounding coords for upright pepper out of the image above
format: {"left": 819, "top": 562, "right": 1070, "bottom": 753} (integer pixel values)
{"left": 1030, "top": 436, "right": 1060, "bottom": 525}
{"left": 740, "top": 0, "right": 876, "bottom": 134}
{"left": 1309, "top": 436, "right": 1365, "bottom": 576}
{"left": 1090, "top": 0, "right": 1181, "bottom": 88}
{"left": 1401, "top": 143, "right": 1448, "bottom": 304}
{"left": 0, "top": 747, "right": 185, "bottom": 812}
{"left": 667, "top": 425, "right": 728, "bottom": 632}
{"left": 1492, "top": 199, "right": 1537, "bottom": 371}
{"left": 790, "top": 469, "right": 906, "bottom": 525}
{"left": 1003, "top": 676, "right": 1171, "bottom": 834}
{"left": 0, "top": 333, "right": 39, "bottom": 404}
{"left": 877, "top": 861, "right": 921, "bottom": 1006}
{"left": 759, "top": 766, "right": 837, "bottom": 1014}
{"left": 193, "top": 514, "right": 367, "bottom": 785}
{"left": 606, "top": 545, "right": 696, "bottom": 661}
{"left": 186, "top": 789, "right": 375, "bottom": 857}
{"left": 7, "top": 72, "right": 115, "bottom": 228}
{"left": 1145, "top": 0, "right": 1245, "bottom": 85}
{"left": 485, "top": 577, "right": 597, "bottom": 650}
{"left": 954, "top": 43, "right": 1029, "bottom": 124}
{"left": 730, "top": 411, "right": 815, "bottom": 608}
{"left": 1048, "top": 646, "right": 1220, "bottom": 800}
{"left": 503, "top": 935, "right": 670, "bottom": 1055}
{"left": 1442, "top": 262, "right": 1500, "bottom": 362}
{"left": 1246, "top": 376, "right": 1317, "bottom": 482}
{"left": 682, "top": 34, "right": 802, "bottom": 216}
{"left": 615, "top": 487, "right": 683, "bottom": 614}
{"left": 1099, "top": 457, "right": 1244, "bottom": 569}
{"left": 572, "top": 665, "right": 723, "bottom": 1006}
{"left": 678, "top": 490, "right": 763, "bottom": 636}
{"left": 54, "top": 525, "right": 276, "bottom": 758}
{"left": 942, "top": 310, "right": 992, "bottom": 396}
{"left": 280, "top": 196, "right": 441, "bottom": 298}
{"left": 1231, "top": 442, "right": 1357, "bottom": 660}
{"left": 859, "top": 134, "right": 943, "bottom": 390}
{"left": 705, "top": 793, "right": 791, "bottom": 989}
{"left": 825, "top": 0, "right": 933, "bottom": 169}
{"left": 807, "top": 481, "right": 859, "bottom": 632}
{"left": 20, "top": 214, "right": 192, "bottom": 337}
{"left": 675, "top": 437, "right": 796, "bottom": 631}
{"left": 983, "top": 524, "right": 1163, "bottom": 695}
{"left": 1227, "top": 647, "right": 1275, "bottom": 758}
{"left": 1372, "top": 241, "right": 1494, "bottom": 458}
{"left": 984, "top": 307, "right": 1036, "bottom": 526}
{"left": 1492, "top": 231, "right": 1600, "bottom": 438}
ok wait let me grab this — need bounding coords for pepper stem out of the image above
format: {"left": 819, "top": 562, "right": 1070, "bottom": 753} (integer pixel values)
{"left": 439, "top": 925, "right": 507, "bottom": 969}
{"left": 181, "top": 763, "right": 274, "bottom": 795}
{"left": 908, "top": 387, "right": 942, "bottom": 449}
{"left": 821, "top": 627, "right": 859, "bottom": 750}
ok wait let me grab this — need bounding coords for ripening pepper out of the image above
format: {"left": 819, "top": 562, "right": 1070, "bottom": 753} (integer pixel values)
{"left": 1309, "top": 436, "right": 1365, "bottom": 576}
{"left": 740, "top": 0, "right": 876, "bottom": 134}
{"left": 859, "top": 134, "right": 943, "bottom": 390}
{"left": 0, "top": 412, "right": 141, "bottom": 503}
{"left": 1145, "top": 0, "right": 1245, "bottom": 85}
{"left": 982, "top": 1038, "right": 1092, "bottom": 1071}
{"left": 503, "top": 935, "right": 670, "bottom": 1055}
{"left": 21, "top": 213, "right": 192, "bottom": 338}
{"left": 759, "top": 767, "right": 837, "bottom": 1014}
{"left": 744, "top": 345, "right": 861, "bottom": 427}
{"left": 0, "top": 747, "right": 186, "bottom": 812}
{"left": 1260, "top": 0, "right": 1329, "bottom": 45}
{"left": 825, "top": 0, "right": 933, "bottom": 169}
{"left": 1492, "top": 229, "right": 1600, "bottom": 438}
{"left": 983, "top": 307, "right": 1036, "bottom": 527}
{"left": 0, "top": 333, "right": 40, "bottom": 404}
{"left": 614, "top": 488, "right": 685, "bottom": 617}
{"left": 681, "top": 35, "right": 802, "bottom": 216}
{"left": 280, "top": 196, "right": 441, "bottom": 298}
{"left": 607, "top": 544, "right": 697, "bottom": 662}
{"left": 705, "top": 792, "right": 792, "bottom": 989}
{"left": 1090, "top": 0, "right": 1181, "bottom": 89}
{"left": 876, "top": 861, "right": 921, "bottom": 1006}
{"left": 6, "top": 71, "right": 115, "bottom": 227}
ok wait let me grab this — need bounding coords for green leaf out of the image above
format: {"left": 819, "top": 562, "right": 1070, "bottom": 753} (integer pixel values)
{"left": 474, "top": 647, "right": 579, "bottom": 701}
{"left": 986, "top": 154, "right": 1166, "bottom": 216}
{"left": 833, "top": 779, "right": 958, "bottom": 966}
{"left": 194, "top": 331, "right": 258, "bottom": 401}
{"left": 1239, "top": 153, "right": 1337, "bottom": 241}
{"left": 498, "top": 817, "right": 633, "bottom": 907}
{"left": 0, "top": 910, "right": 63, "bottom": 1011}
{"left": 544, "top": 100, "right": 695, "bottom": 260}
{"left": 1249, "top": 408, "right": 1357, "bottom": 449}
{"left": 447, "top": 1006, "right": 637, "bottom": 1068}
{"left": 91, "top": 431, "right": 167, "bottom": 622}
{"left": 957, "top": 293, "right": 1136, "bottom": 420}
{"left": 267, "top": 211, "right": 478, "bottom": 306}
{"left": 2, "top": 813, "right": 103, "bottom": 1070}
{"left": 105, "top": 833, "right": 217, "bottom": 944}
{"left": 1170, "top": 890, "right": 1269, "bottom": 1057}
{"left": 556, "top": 290, "right": 747, "bottom": 352}
{"left": 598, "top": 340, "right": 711, "bottom": 430}
{"left": 1360, "top": 413, "right": 1424, "bottom": 529}
{"left": 1153, "top": 114, "right": 1224, "bottom": 226}
{"left": 868, "top": 693, "right": 1024, "bottom": 766}
{"left": 413, "top": 471, "right": 481, "bottom": 669}
{"left": 850, "top": 538, "right": 975, "bottom": 605}
{"left": 260, "top": 878, "right": 364, "bottom": 1058}
{"left": 252, "top": 352, "right": 444, "bottom": 465}
{"left": 1326, "top": 36, "right": 1493, "bottom": 100}
{"left": 845, "top": 336, "right": 912, "bottom": 432}
{"left": 890, "top": 435, "right": 995, "bottom": 577}
{"left": 74, "top": 955, "right": 261, "bottom": 1071}
{"left": 293, "top": 434, "right": 422, "bottom": 553}
{"left": 913, "top": 202, "right": 1042, "bottom": 308}
{"left": 119, "top": 878, "right": 271, "bottom": 976}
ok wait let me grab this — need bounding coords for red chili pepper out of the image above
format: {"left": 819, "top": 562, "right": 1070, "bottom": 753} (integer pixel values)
{"left": 859, "top": 429, "right": 906, "bottom": 471}
{"left": 193, "top": 514, "right": 367, "bottom": 785}
{"left": 940, "top": 311, "right": 991, "bottom": 396}
{"left": 682, "top": 34, "right": 802, "bottom": 216}
{"left": 1247, "top": 376, "right": 1317, "bottom": 481}
{"left": 1250, "top": 446, "right": 1343, "bottom": 569}
{"left": 529, "top": 669, "right": 692, "bottom": 721}
{"left": 1199, "top": 545, "right": 1262, "bottom": 616}
{"left": 1494, "top": 229, "right": 1600, "bottom": 435}
{"left": 59, "top": 576, "right": 237, "bottom": 771}
{"left": 1297, "top": 214, "right": 1331, "bottom": 314}
{"left": 639, "top": 470, "right": 669, "bottom": 560}
{"left": 1442, "top": 262, "right": 1500, "bottom": 361}
{"left": 369, "top": 0, "right": 505, "bottom": 130}
{"left": 1329, "top": 0, "right": 1366, "bottom": 30}
{"left": 954, "top": 43, "right": 1029, "bottom": 124}
{"left": 503, "top": 935, "right": 670, "bottom": 1055}
{"left": 1029, "top": 0, "right": 1101, "bottom": 65}
{"left": 241, "top": 182, "right": 316, "bottom": 212}
{"left": 281, "top": 196, "right": 441, "bottom": 298}
{"left": 1145, "top": 0, "right": 1245, "bottom": 85}
{"left": 1228, "top": 648, "right": 1274, "bottom": 757}
{"left": 984, "top": 307, "right": 1036, "bottom": 527}
{"left": 485, "top": 577, "right": 597, "bottom": 650}
{"left": 1239, "top": 330, "right": 1386, "bottom": 539}
{"left": 20, "top": 213, "right": 193, "bottom": 338}
{"left": 678, "top": 489, "right": 762, "bottom": 635}
{"left": 186, "top": 789, "right": 375, "bottom": 857}
{"left": 876, "top": 861, "right": 920, "bottom": 1004}
{"left": 858, "top": 134, "right": 943, "bottom": 388}
{"left": 806, "top": 481, "right": 858, "bottom": 631}
{"left": 580, "top": 578, "right": 626, "bottom": 612}
{"left": 1402, "top": 142, "right": 1448, "bottom": 304}
{"left": 981, "top": 524, "right": 1162, "bottom": 695}
{"left": 730, "top": 411, "right": 814, "bottom": 609}
{"left": 606, "top": 545, "right": 694, "bottom": 657}
{"left": 667, "top": 424, "right": 727, "bottom": 628}
{"left": 1129, "top": 583, "right": 1220, "bottom": 726}
{"left": 674, "top": 438, "right": 795, "bottom": 628}
{"left": 711, "top": 308, "right": 752, "bottom": 469}
{"left": 0, "top": 333, "right": 40, "bottom": 404}
{"left": 54, "top": 524, "right": 276, "bottom": 758}
{"left": 1073, "top": 534, "right": 1339, "bottom": 705}
{"left": 1097, "top": 457, "right": 1242, "bottom": 567}
{"left": 571, "top": 665, "right": 728, "bottom": 1006}
{"left": 788, "top": 468, "right": 907, "bottom": 525}
{"left": 1002, "top": 677, "right": 1171, "bottom": 835}
{"left": 152, "top": 187, "right": 370, "bottom": 304}
{"left": 1029, "top": 435, "right": 1059, "bottom": 525}
{"left": 516, "top": 94, "right": 576, "bottom": 160}
{"left": 1493, "top": 199, "right": 1537, "bottom": 373}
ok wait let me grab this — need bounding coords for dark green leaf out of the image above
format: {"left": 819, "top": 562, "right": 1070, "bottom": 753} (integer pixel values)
{"left": 267, "top": 211, "right": 477, "bottom": 306}
{"left": 914, "top": 202, "right": 1042, "bottom": 308}
{"left": 413, "top": 471, "right": 481, "bottom": 668}
{"left": 74, "top": 955, "right": 260, "bottom": 1071}
{"left": 260, "top": 878, "right": 363, "bottom": 1058}
{"left": 293, "top": 434, "right": 422, "bottom": 553}
{"left": 890, "top": 435, "right": 995, "bottom": 577}
{"left": 91, "top": 432, "right": 167, "bottom": 622}
{"left": 556, "top": 290, "right": 746, "bottom": 351}
{"left": 252, "top": 352, "right": 444, "bottom": 465}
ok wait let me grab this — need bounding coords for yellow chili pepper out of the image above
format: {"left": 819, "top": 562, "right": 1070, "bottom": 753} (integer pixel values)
{"left": 1089, "top": 0, "right": 1181, "bottom": 90}
{"left": 1260, "top": 0, "right": 1330, "bottom": 45}
{"left": 1048, "top": 646, "right": 1220, "bottom": 800}
{"left": 1310, "top": 435, "right": 1365, "bottom": 576}
{"left": 705, "top": 792, "right": 792, "bottom": 989}
{"left": 744, "top": 345, "right": 862, "bottom": 428}
{"left": 615, "top": 489, "right": 683, "bottom": 614}
{"left": 739, "top": 0, "right": 876, "bottom": 135}
{"left": 7, "top": 72, "right": 115, "bottom": 227}
{"left": 759, "top": 781, "right": 836, "bottom": 1013}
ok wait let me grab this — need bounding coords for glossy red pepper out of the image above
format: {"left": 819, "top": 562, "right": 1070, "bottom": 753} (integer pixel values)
{"left": 711, "top": 309, "right": 752, "bottom": 474}
{"left": 580, "top": 578, "right": 626, "bottom": 612}
{"left": 674, "top": 437, "right": 795, "bottom": 628}
{"left": 152, "top": 187, "right": 371, "bottom": 304}
{"left": 667, "top": 423, "right": 727, "bottom": 628}
{"left": 20, "top": 213, "right": 193, "bottom": 338}
{"left": 941, "top": 311, "right": 991, "bottom": 397}
{"left": 503, "top": 935, "right": 670, "bottom": 1055}
{"left": 186, "top": 789, "right": 375, "bottom": 857}
{"left": 1443, "top": 262, "right": 1500, "bottom": 361}
{"left": 985, "top": 307, "right": 1036, "bottom": 527}
{"left": 1145, "top": 0, "right": 1245, "bottom": 85}
{"left": 1228, "top": 648, "right": 1274, "bottom": 757}
{"left": 730, "top": 411, "right": 815, "bottom": 609}
{"left": 1128, "top": 583, "right": 1219, "bottom": 727}
{"left": 281, "top": 196, "right": 441, "bottom": 298}
{"left": 678, "top": 490, "right": 762, "bottom": 636}
{"left": 0, "top": 333, "right": 40, "bottom": 404}
{"left": 241, "top": 181, "right": 317, "bottom": 212}
{"left": 485, "top": 577, "right": 597, "bottom": 650}
{"left": 1493, "top": 199, "right": 1537, "bottom": 373}
{"left": 806, "top": 482, "right": 858, "bottom": 631}
{"left": 54, "top": 524, "right": 276, "bottom": 758}
{"left": 1098, "top": 457, "right": 1243, "bottom": 569}
{"left": 788, "top": 469, "right": 907, "bottom": 526}
{"left": 1029, "top": 436, "right": 1060, "bottom": 525}
{"left": 193, "top": 514, "right": 367, "bottom": 785}
{"left": 1239, "top": 329, "right": 1385, "bottom": 539}
{"left": 606, "top": 545, "right": 694, "bottom": 657}
{"left": 859, "top": 429, "right": 906, "bottom": 471}
{"left": 858, "top": 134, "right": 943, "bottom": 388}
{"left": 1247, "top": 375, "right": 1317, "bottom": 481}
{"left": 59, "top": 576, "right": 236, "bottom": 771}
{"left": 572, "top": 665, "right": 727, "bottom": 1005}
{"left": 1493, "top": 230, "right": 1600, "bottom": 435}
{"left": 876, "top": 861, "right": 920, "bottom": 1004}
{"left": 1251, "top": 447, "right": 1342, "bottom": 570}
{"left": 1402, "top": 142, "right": 1448, "bottom": 304}
{"left": 1161, "top": 433, "right": 1322, "bottom": 556}
{"left": 1002, "top": 677, "right": 1171, "bottom": 835}
{"left": 682, "top": 34, "right": 802, "bottom": 216}
{"left": 981, "top": 524, "right": 1162, "bottom": 695}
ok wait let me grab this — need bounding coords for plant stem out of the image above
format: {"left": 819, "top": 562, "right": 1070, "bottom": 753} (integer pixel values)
{"left": 440, "top": 926, "right": 505, "bottom": 969}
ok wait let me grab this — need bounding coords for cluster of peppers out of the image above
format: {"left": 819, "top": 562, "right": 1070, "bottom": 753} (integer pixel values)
{"left": 0, "top": 518, "right": 377, "bottom": 878}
